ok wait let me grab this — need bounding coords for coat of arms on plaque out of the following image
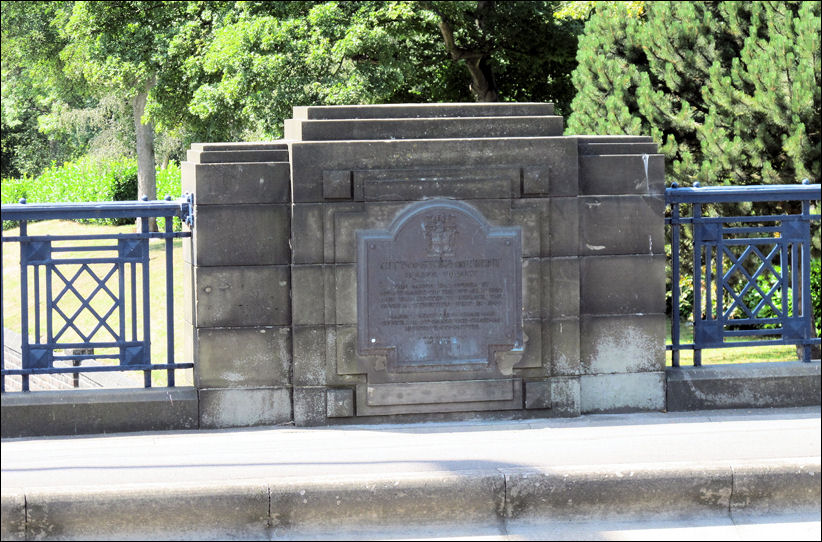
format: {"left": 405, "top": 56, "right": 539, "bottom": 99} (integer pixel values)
{"left": 422, "top": 214, "right": 457, "bottom": 257}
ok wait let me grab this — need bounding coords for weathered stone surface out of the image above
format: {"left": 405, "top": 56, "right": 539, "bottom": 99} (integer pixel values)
{"left": 580, "top": 372, "right": 665, "bottom": 413}
{"left": 182, "top": 161, "right": 290, "bottom": 205}
{"left": 503, "top": 463, "right": 731, "bottom": 520}
{"left": 285, "top": 116, "right": 564, "bottom": 141}
{"left": 0, "top": 388, "right": 198, "bottom": 438}
{"left": 580, "top": 255, "right": 666, "bottom": 315}
{"left": 294, "top": 386, "right": 327, "bottom": 426}
{"left": 550, "top": 376, "right": 581, "bottom": 416}
{"left": 580, "top": 315, "right": 666, "bottom": 374}
{"left": 199, "top": 387, "right": 290, "bottom": 428}
{"left": 667, "top": 361, "right": 821, "bottom": 411}
{"left": 546, "top": 258, "right": 580, "bottom": 319}
{"left": 187, "top": 148, "right": 289, "bottom": 164}
{"left": 193, "top": 265, "right": 291, "bottom": 327}
{"left": 292, "top": 204, "right": 325, "bottom": 264}
{"left": 548, "top": 198, "right": 578, "bottom": 257}
{"left": 25, "top": 482, "right": 270, "bottom": 540}
{"left": 549, "top": 319, "right": 581, "bottom": 376}
{"left": 326, "top": 388, "right": 355, "bottom": 417}
{"left": 579, "top": 154, "right": 665, "bottom": 196}
{"left": 292, "top": 265, "right": 326, "bottom": 325}
{"left": 579, "top": 196, "right": 666, "bottom": 256}
{"left": 293, "top": 326, "right": 327, "bottom": 386}
{"left": 194, "top": 326, "right": 291, "bottom": 388}
{"left": 289, "top": 138, "right": 578, "bottom": 203}
{"left": 192, "top": 204, "right": 290, "bottom": 266}
{"left": 0, "top": 491, "right": 25, "bottom": 541}
{"left": 292, "top": 102, "right": 555, "bottom": 119}
{"left": 269, "top": 471, "right": 505, "bottom": 529}
{"left": 730, "top": 458, "right": 822, "bottom": 513}
{"left": 524, "top": 380, "right": 551, "bottom": 409}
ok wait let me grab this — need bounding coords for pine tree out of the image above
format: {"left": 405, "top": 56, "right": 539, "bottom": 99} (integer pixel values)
{"left": 567, "top": 1, "right": 821, "bottom": 187}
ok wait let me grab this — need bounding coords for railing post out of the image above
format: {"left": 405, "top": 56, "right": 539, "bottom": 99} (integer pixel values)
{"left": 692, "top": 188, "right": 703, "bottom": 367}
{"left": 670, "top": 183, "right": 681, "bottom": 367}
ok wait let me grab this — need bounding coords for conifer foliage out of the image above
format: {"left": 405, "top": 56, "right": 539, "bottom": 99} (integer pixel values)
{"left": 567, "top": 2, "right": 820, "bottom": 186}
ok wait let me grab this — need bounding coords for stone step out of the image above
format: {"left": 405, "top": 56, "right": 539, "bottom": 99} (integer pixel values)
{"left": 284, "top": 116, "right": 564, "bottom": 141}
{"left": 292, "top": 102, "right": 555, "bottom": 120}
{"left": 579, "top": 142, "right": 660, "bottom": 155}
{"left": 190, "top": 142, "right": 288, "bottom": 152}
{"left": 186, "top": 148, "right": 290, "bottom": 164}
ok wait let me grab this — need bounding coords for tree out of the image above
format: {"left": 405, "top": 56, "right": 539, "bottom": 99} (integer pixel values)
{"left": 59, "top": 1, "right": 194, "bottom": 227}
{"left": 566, "top": 1, "right": 820, "bottom": 187}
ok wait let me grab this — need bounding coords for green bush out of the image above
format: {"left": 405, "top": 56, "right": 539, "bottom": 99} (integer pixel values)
{"left": 1, "top": 157, "right": 182, "bottom": 230}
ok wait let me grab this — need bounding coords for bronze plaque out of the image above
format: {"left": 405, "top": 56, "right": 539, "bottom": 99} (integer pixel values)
{"left": 357, "top": 199, "right": 522, "bottom": 372}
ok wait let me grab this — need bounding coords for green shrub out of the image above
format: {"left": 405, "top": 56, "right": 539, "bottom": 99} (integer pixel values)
{"left": 1, "top": 157, "right": 183, "bottom": 230}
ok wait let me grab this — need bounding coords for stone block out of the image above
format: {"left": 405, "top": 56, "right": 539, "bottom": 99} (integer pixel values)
{"left": 666, "top": 361, "right": 821, "bottom": 411}
{"left": 187, "top": 148, "right": 289, "bottom": 164}
{"left": 290, "top": 138, "right": 578, "bottom": 203}
{"left": 579, "top": 195, "right": 665, "bottom": 256}
{"left": 25, "top": 482, "right": 270, "bottom": 540}
{"left": 730, "top": 458, "right": 821, "bottom": 513}
{"left": 294, "top": 386, "right": 327, "bottom": 426}
{"left": 334, "top": 325, "right": 364, "bottom": 376}
{"left": 326, "top": 388, "right": 355, "bottom": 417}
{"left": 503, "top": 463, "right": 730, "bottom": 520}
{"left": 579, "top": 154, "right": 665, "bottom": 196}
{"left": 193, "top": 265, "right": 291, "bottom": 327}
{"left": 268, "top": 471, "right": 504, "bottom": 529}
{"left": 524, "top": 380, "right": 551, "bottom": 409}
{"left": 0, "top": 388, "right": 198, "bottom": 438}
{"left": 580, "top": 314, "right": 666, "bottom": 374}
{"left": 550, "top": 376, "right": 580, "bottom": 416}
{"left": 580, "top": 255, "right": 666, "bottom": 315}
{"left": 198, "top": 387, "right": 291, "bottom": 428}
{"left": 549, "top": 319, "right": 581, "bottom": 376}
{"left": 511, "top": 203, "right": 543, "bottom": 258}
{"left": 292, "top": 204, "right": 325, "bottom": 264}
{"left": 181, "top": 161, "right": 290, "bottom": 205}
{"left": 293, "top": 326, "right": 328, "bottom": 386}
{"left": 194, "top": 326, "right": 291, "bottom": 388}
{"left": 356, "top": 165, "right": 520, "bottom": 201}
{"left": 547, "top": 258, "right": 580, "bottom": 319}
{"left": 192, "top": 204, "right": 290, "bottom": 266}
{"left": 515, "top": 319, "right": 544, "bottom": 371}
{"left": 522, "top": 165, "right": 551, "bottom": 197}
{"left": 334, "top": 264, "right": 357, "bottom": 325}
{"left": 323, "top": 169, "right": 353, "bottom": 199}
{"left": 0, "top": 491, "right": 25, "bottom": 541}
{"left": 580, "top": 372, "right": 665, "bottom": 413}
{"left": 522, "top": 258, "right": 542, "bottom": 319}
{"left": 292, "top": 265, "right": 326, "bottom": 325}
{"left": 548, "top": 198, "right": 578, "bottom": 257}
{"left": 292, "top": 102, "right": 555, "bottom": 119}
{"left": 285, "top": 116, "right": 564, "bottom": 141}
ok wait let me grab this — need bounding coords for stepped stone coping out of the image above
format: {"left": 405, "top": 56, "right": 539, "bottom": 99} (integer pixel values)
{"left": 292, "top": 102, "right": 555, "bottom": 119}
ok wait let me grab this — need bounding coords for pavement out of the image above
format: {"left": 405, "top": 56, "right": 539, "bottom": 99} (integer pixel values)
{"left": 1, "top": 406, "right": 820, "bottom": 540}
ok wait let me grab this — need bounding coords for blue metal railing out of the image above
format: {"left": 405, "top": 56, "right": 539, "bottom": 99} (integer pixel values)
{"left": 667, "top": 182, "right": 821, "bottom": 366}
{"left": 1, "top": 196, "right": 194, "bottom": 392}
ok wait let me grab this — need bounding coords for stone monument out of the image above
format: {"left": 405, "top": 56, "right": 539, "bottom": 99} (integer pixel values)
{"left": 182, "top": 102, "right": 666, "bottom": 427}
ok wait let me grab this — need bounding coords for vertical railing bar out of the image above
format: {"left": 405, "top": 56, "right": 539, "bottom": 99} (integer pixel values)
{"left": 706, "top": 244, "right": 713, "bottom": 324}
{"left": 693, "top": 203, "right": 703, "bottom": 366}
{"left": 671, "top": 199, "right": 681, "bottom": 367}
{"left": 141, "top": 217, "right": 152, "bottom": 388}
{"left": 716, "top": 231, "right": 724, "bottom": 336}
{"left": 34, "top": 264, "right": 40, "bottom": 344}
{"left": 118, "top": 242, "right": 126, "bottom": 370}
{"left": 164, "top": 216, "right": 175, "bottom": 387}
{"left": 800, "top": 200, "right": 812, "bottom": 361}
{"left": 19, "top": 219, "right": 30, "bottom": 391}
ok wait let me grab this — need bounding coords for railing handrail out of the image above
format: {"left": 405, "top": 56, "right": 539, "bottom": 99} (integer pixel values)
{"left": 665, "top": 183, "right": 821, "bottom": 204}
{"left": 1, "top": 196, "right": 192, "bottom": 221}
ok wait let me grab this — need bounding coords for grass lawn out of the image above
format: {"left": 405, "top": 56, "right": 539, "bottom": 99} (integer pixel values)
{"left": 2, "top": 220, "right": 192, "bottom": 388}
{"left": 665, "top": 317, "right": 801, "bottom": 366}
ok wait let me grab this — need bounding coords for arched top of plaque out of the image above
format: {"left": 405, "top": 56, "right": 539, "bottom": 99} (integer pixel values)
{"left": 357, "top": 199, "right": 522, "bottom": 375}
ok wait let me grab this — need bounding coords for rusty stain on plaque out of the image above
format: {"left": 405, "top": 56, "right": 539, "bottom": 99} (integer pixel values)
{"left": 357, "top": 199, "right": 522, "bottom": 373}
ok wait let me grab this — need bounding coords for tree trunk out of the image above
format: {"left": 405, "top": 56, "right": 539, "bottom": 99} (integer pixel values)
{"left": 437, "top": 17, "right": 498, "bottom": 102}
{"left": 133, "top": 78, "right": 157, "bottom": 231}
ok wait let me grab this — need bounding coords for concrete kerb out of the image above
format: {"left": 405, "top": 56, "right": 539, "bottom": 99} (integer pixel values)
{"left": 2, "top": 458, "right": 819, "bottom": 540}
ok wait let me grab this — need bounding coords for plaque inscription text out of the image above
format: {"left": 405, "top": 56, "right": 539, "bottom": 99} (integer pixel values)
{"left": 357, "top": 199, "right": 522, "bottom": 372}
